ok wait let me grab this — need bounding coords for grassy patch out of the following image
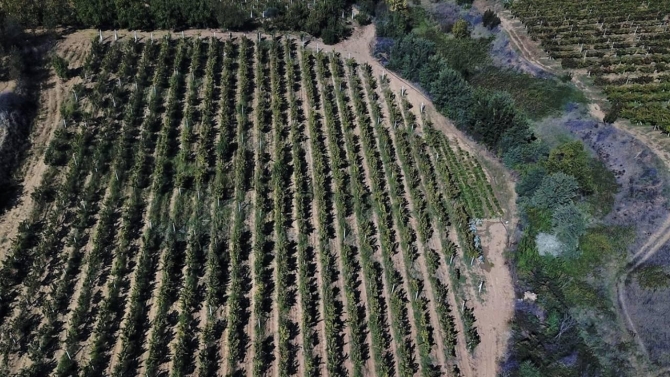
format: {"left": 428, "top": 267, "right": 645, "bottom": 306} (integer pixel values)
{"left": 469, "top": 66, "right": 586, "bottom": 119}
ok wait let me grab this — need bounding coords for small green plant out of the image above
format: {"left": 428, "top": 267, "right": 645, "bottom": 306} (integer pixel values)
{"left": 51, "top": 54, "right": 69, "bottom": 79}
{"left": 354, "top": 12, "right": 371, "bottom": 26}
{"left": 452, "top": 19, "right": 470, "bottom": 39}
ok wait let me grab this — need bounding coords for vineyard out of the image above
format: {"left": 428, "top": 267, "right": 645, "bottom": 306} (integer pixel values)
{"left": 0, "top": 35, "right": 501, "bottom": 376}
{"left": 509, "top": 0, "right": 670, "bottom": 131}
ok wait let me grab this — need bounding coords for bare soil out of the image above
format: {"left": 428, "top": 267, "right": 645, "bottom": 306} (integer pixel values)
{"left": 472, "top": 221, "right": 515, "bottom": 377}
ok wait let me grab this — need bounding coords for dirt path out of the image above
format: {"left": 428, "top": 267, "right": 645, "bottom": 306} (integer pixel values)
{"left": 472, "top": 221, "right": 515, "bottom": 377}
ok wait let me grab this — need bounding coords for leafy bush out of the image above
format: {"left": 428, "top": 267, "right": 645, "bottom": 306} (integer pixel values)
{"left": 551, "top": 203, "right": 586, "bottom": 256}
{"left": 516, "top": 165, "right": 547, "bottom": 198}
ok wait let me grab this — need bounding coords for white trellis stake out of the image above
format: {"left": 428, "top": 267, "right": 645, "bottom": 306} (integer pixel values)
{"left": 114, "top": 30, "right": 118, "bottom": 41}
{"left": 99, "top": 30, "right": 103, "bottom": 42}
{"left": 134, "top": 31, "right": 138, "bottom": 42}
{"left": 479, "top": 281, "right": 484, "bottom": 293}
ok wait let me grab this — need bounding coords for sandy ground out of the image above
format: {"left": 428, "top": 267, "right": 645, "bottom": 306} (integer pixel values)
{"left": 473, "top": 221, "right": 515, "bottom": 377}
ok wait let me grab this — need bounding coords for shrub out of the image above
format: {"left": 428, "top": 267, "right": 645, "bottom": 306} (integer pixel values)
{"left": 452, "top": 19, "right": 470, "bottom": 39}
{"left": 51, "top": 54, "right": 69, "bottom": 79}
{"left": 354, "top": 12, "right": 371, "bottom": 26}
{"left": 551, "top": 203, "right": 585, "bottom": 256}
{"left": 636, "top": 265, "right": 670, "bottom": 290}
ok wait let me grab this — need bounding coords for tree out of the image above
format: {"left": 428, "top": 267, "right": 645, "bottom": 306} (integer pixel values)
{"left": 387, "top": 0, "right": 408, "bottom": 12}
{"left": 482, "top": 10, "right": 500, "bottom": 29}
{"left": 114, "top": 0, "right": 153, "bottom": 29}
{"left": 470, "top": 91, "right": 519, "bottom": 149}
{"left": 388, "top": 34, "right": 436, "bottom": 82}
{"left": 530, "top": 172, "right": 579, "bottom": 210}
{"left": 452, "top": 19, "right": 470, "bottom": 39}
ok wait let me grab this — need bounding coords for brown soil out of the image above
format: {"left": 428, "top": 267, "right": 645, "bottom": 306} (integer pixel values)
{"left": 472, "top": 221, "right": 515, "bottom": 377}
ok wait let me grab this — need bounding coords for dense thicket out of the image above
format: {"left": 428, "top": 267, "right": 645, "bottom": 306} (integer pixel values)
{"left": 1, "top": 0, "right": 353, "bottom": 43}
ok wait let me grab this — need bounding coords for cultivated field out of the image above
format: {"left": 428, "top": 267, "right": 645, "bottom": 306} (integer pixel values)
{"left": 509, "top": 0, "right": 670, "bottom": 131}
{"left": 0, "top": 34, "right": 505, "bottom": 377}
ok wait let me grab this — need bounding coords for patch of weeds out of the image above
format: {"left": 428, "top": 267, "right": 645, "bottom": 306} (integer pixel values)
{"left": 469, "top": 66, "right": 586, "bottom": 119}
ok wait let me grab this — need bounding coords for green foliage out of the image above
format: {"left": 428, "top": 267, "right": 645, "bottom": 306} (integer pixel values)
{"left": 503, "top": 142, "right": 550, "bottom": 169}
{"left": 482, "top": 9, "right": 500, "bottom": 29}
{"left": 470, "top": 90, "right": 521, "bottom": 150}
{"left": 9, "top": 0, "right": 349, "bottom": 42}
{"left": 376, "top": 7, "right": 413, "bottom": 38}
{"left": 604, "top": 101, "right": 622, "bottom": 124}
{"left": 436, "top": 37, "right": 491, "bottom": 78}
{"left": 451, "top": 19, "right": 470, "bottom": 39}
{"left": 636, "top": 265, "right": 670, "bottom": 290}
{"left": 546, "top": 141, "right": 594, "bottom": 193}
{"left": 387, "top": 34, "right": 436, "bottom": 82}
{"left": 518, "top": 361, "right": 543, "bottom": 377}
{"left": 551, "top": 203, "right": 586, "bottom": 256}
{"left": 354, "top": 12, "right": 371, "bottom": 26}
{"left": 469, "top": 67, "right": 586, "bottom": 119}
{"left": 516, "top": 165, "right": 547, "bottom": 198}
{"left": 386, "top": 0, "right": 408, "bottom": 12}
{"left": 530, "top": 172, "right": 579, "bottom": 210}
{"left": 51, "top": 54, "right": 69, "bottom": 79}
{"left": 586, "top": 158, "right": 618, "bottom": 216}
